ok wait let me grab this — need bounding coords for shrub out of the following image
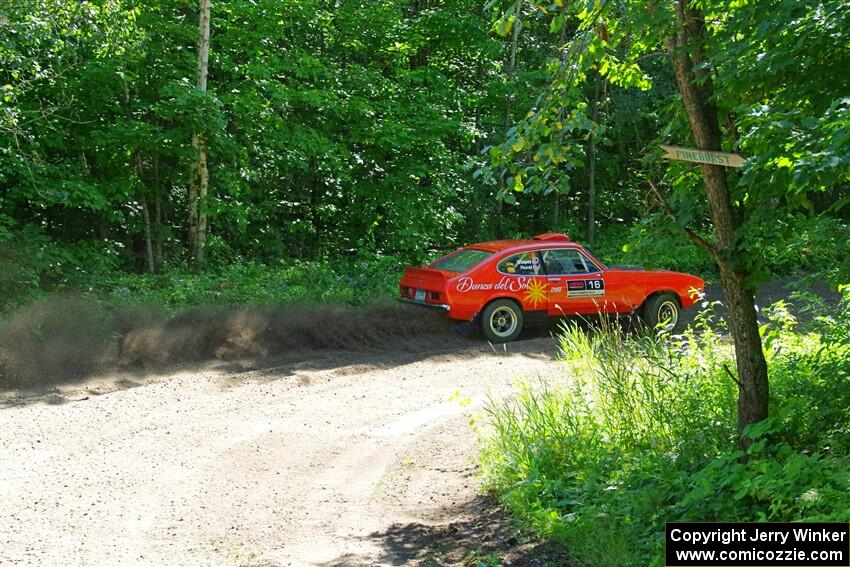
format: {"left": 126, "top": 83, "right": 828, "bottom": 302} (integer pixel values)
{"left": 479, "top": 297, "right": 850, "bottom": 567}
{"left": 95, "top": 256, "right": 405, "bottom": 311}
{"left": 0, "top": 227, "right": 123, "bottom": 315}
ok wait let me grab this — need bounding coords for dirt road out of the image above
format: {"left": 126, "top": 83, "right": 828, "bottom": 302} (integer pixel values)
{"left": 0, "top": 336, "right": 562, "bottom": 566}
{"left": 2, "top": 277, "right": 832, "bottom": 566}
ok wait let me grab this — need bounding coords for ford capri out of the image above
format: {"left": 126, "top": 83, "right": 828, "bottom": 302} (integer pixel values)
{"left": 399, "top": 233, "right": 704, "bottom": 342}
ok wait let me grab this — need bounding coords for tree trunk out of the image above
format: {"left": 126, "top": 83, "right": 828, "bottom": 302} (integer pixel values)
{"left": 551, "top": 21, "right": 568, "bottom": 232}
{"left": 552, "top": 191, "right": 560, "bottom": 229}
{"left": 587, "top": 76, "right": 601, "bottom": 246}
{"left": 153, "top": 154, "right": 163, "bottom": 271}
{"left": 189, "top": 0, "right": 211, "bottom": 262}
{"left": 309, "top": 165, "right": 322, "bottom": 258}
{"left": 194, "top": 135, "right": 209, "bottom": 261}
{"left": 141, "top": 197, "right": 155, "bottom": 274}
{"left": 134, "top": 153, "right": 155, "bottom": 275}
{"left": 495, "top": 0, "right": 522, "bottom": 239}
{"left": 188, "top": 171, "right": 199, "bottom": 257}
{"left": 472, "top": 92, "right": 485, "bottom": 239}
{"left": 122, "top": 77, "right": 155, "bottom": 274}
{"left": 410, "top": 0, "right": 430, "bottom": 69}
{"left": 667, "top": 0, "right": 769, "bottom": 442}
{"left": 155, "top": 194, "right": 162, "bottom": 271}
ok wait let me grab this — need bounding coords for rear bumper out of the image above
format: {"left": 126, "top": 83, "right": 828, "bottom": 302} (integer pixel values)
{"left": 398, "top": 298, "right": 451, "bottom": 312}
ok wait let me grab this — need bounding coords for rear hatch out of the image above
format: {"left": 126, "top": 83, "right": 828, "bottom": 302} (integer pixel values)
{"left": 400, "top": 267, "right": 450, "bottom": 303}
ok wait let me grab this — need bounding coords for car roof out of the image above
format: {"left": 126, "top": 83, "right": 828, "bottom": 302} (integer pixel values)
{"left": 467, "top": 233, "right": 579, "bottom": 253}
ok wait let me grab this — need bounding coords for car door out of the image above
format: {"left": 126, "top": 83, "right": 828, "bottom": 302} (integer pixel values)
{"left": 541, "top": 248, "right": 607, "bottom": 315}
{"left": 495, "top": 250, "right": 548, "bottom": 312}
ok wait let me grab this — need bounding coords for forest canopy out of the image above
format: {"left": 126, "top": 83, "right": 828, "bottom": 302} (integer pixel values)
{"left": 0, "top": 0, "right": 848, "bottom": 308}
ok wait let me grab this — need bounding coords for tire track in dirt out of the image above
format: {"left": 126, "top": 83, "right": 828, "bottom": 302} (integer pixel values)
{"left": 0, "top": 337, "right": 562, "bottom": 566}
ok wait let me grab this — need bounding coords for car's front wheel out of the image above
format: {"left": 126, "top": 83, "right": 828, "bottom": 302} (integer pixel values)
{"left": 642, "top": 293, "right": 682, "bottom": 333}
{"left": 481, "top": 299, "right": 524, "bottom": 343}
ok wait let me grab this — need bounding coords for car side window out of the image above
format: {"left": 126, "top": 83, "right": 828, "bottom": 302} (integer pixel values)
{"left": 540, "top": 249, "right": 599, "bottom": 275}
{"left": 498, "top": 251, "right": 543, "bottom": 275}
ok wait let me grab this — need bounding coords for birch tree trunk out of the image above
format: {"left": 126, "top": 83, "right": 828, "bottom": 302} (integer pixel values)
{"left": 189, "top": 0, "right": 211, "bottom": 261}
{"left": 667, "top": 0, "right": 769, "bottom": 443}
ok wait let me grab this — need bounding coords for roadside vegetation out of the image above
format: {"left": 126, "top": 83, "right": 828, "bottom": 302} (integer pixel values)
{"left": 3, "top": 213, "right": 844, "bottom": 316}
{"left": 480, "top": 294, "right": 850, "bottom": 566}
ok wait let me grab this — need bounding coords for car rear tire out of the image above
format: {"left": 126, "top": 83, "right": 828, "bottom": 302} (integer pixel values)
{"left": 482, "top": 299, "right": 524, "bottom": 343}
{"left": 642, "top": 293, "right": 682, "bottom": 333}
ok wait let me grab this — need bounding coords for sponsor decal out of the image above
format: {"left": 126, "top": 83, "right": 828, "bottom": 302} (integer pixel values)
{"left": 523, "top": 278, "right": 548, "bottom": 308}
{"left": 455, "top": 277, "right": 496, "bottom": 292}
{"left": 456, "top": 275, "right": 544, "bottom": 293}
{"left": 566, "top": 278, "right": 605, "bottom": 297}
{"left": 454, "top": 276, "right": 549, "bottom": 307}
{"left": 502, "top": 252, "right": 543, "bottom": 276}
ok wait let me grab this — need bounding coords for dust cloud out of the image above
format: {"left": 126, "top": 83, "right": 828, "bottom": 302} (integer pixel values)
{"left": 0, "top": 296, "right": 455, "bottom": 388}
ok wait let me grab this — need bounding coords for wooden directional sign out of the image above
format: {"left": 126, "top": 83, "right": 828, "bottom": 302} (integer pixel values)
{"left": 660, "top": 145, "right": 745, "bottom": 168}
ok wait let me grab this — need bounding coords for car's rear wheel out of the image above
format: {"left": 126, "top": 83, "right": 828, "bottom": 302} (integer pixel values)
{"left": 482, "top": 299, "right": 524, "bottom": 343}
{"left": 642, "top": 293, "right": 682, "bottom": 333}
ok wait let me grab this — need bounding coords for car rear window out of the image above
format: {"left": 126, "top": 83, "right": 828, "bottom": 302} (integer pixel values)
{"left": 430, "top": 249, "right": 493, "bottom": 272}
{"left": 498, "top": 251, "right": 543, "bottom": 275}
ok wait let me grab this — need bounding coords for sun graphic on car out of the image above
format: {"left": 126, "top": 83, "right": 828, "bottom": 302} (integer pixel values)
{"left": 523, "top": 278, "right": 548, "bottom": 307}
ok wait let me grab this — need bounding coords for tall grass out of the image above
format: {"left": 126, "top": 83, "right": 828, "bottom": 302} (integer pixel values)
{"left": 480, "top": 299, "right": 850, "bottom": 567}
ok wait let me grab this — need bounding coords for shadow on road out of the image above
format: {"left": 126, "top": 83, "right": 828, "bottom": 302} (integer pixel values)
{"left": 320, "top": 495, "right": 571, "bottom": 567}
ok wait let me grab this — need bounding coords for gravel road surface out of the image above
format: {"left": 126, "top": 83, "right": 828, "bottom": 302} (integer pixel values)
{"left": 1, "top": 337, "right": 561, "bottom": 566}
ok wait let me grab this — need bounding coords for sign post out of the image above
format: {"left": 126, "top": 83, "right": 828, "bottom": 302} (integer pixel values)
{"left": 660, "top": 145, "right": 745, "bottom": 168}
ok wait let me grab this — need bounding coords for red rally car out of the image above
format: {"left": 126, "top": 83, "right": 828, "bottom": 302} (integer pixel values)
{"left": 399, "top": 233, "right": 704, "bottom": 342}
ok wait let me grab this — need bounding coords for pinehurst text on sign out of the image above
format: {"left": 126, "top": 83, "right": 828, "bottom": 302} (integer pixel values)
{"left": 660, "top": 145, "right": 745, "bottom": 167}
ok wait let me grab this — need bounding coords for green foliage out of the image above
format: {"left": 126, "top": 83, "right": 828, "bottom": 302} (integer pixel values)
{"left": 0, "top": 228, "right": 46, "bottom": 311}
{"left": 95, "top": 256, "right": 405, "bottom": 311}
{"left": 1, "top": 0, "right": 516, "bottom": 269}
{"left": 0, "top": 226, "right": 124, "bottom": 312}
{"left": 485, "top": 0, "right": 850, "bottom": 288}
{"left": 480, "top": 298, "right": 850, "bottom": 566}
{"left": 615, "top": 214, "right": 716, "bottom": 275}
{"left": 2, "top": 0, "right": 848, "bottom": 308}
